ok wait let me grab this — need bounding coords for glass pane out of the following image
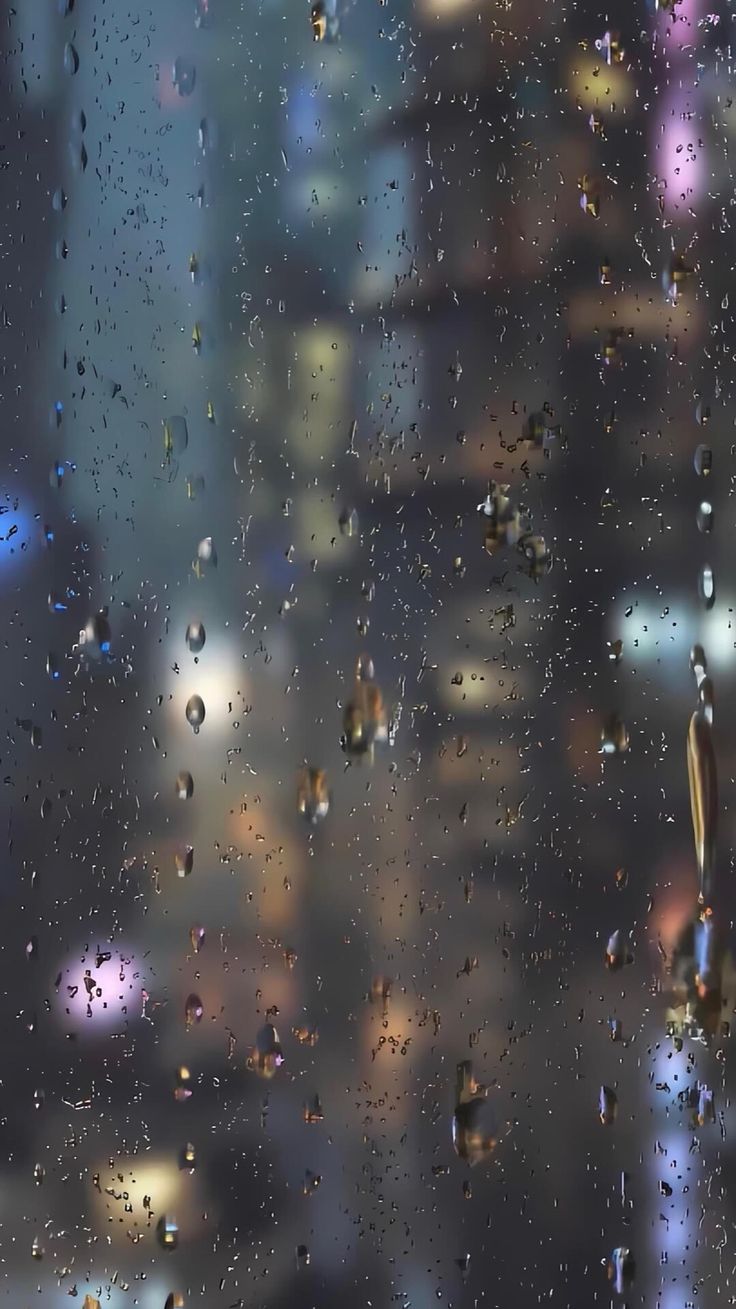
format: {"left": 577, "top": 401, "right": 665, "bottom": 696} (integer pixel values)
{"left": 5, "top": 0, "right": 731, "bottom": 1305}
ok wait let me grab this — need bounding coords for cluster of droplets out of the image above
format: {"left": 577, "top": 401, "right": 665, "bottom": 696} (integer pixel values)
{"left": 582, "top": 22, "right": 638, "bottom": 1298}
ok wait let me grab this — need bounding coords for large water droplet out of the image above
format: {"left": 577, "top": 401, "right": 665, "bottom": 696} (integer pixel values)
{"left": 186, "top": 622, "right": 206, "bottom": 654}
{"left": 185, "top": 994, "right": 203, "bottom": 1029}
{"left": 157, "top": 1215, "right": 179, "bottom": 1250}
{"left": 176, "top": 770, "right": 194, "bottom": 800}
{"left": 186, "top": 695, "right": 205, "bottom": 732}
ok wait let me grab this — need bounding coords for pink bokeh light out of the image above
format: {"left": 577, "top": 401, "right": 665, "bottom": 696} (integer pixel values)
{"left": 56, "top": 947, "right": 147, "bottom": 1034}
{"left": 652, "top": 90, "right": 705, "bottom": 216}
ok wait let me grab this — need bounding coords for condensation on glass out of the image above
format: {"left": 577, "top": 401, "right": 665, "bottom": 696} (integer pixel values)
{"left": 1, "top": 0, "right": 734, "bottom": 1304}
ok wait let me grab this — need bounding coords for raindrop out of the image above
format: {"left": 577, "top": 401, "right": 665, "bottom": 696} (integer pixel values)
{"left": 452, "top": 1062, "right": 497, "bottom": 1166}
{"left": 77, "top": 611, "right": 112, "bottom": 660}
{"left": 600, "top": 714, "right": 629, "bottom": 755}
{"left": 185, "top": 622, "right": 206, "bottom": 654}
{"left": 578, "top": 173, "right": 600, "bottom": 218}
{"left": 663, "top": 252, "right": 692, "bottom": 303}
{"left": 605, "top": 930, "right": 633, "bottom": 971}
{"left": 163, "top": 415, "right": 189, "bottom": 459}
{"left": 520, "top": 533, "right": 552, "bottom": 579}
{"left": 176, "top": 846, "right": 194, "bottom": 878}
{"left": 311, "top": 0, "right": 339, "bottom": 40}
{"left": 339, "top": 507, "right": 359, "bottom": 537}
{"left": 185, "top": 695, "right": 205, "bottom": 732}
{"left": 246, "top": 1023, "right": 285, "bottom": 1079}
{"left": 297, "top": 768, "right": 330, "bottom": 823}
{"left": 698, "top": 563, "right": 715, "bottom": 609}
{"left": 157, "top": 1216, "right": 179, "bottom": 1250}
{"left": 185, "top": 994, "right": 203, "bottom": 1029}
{"left": 598, "top": 1085, "right": 618, "bottom": 1125}
{"left": 176, "top": 771, "right": 194, "bottom": 800}
{"left": 342, "top": 656, "right": 388, "bottom": 762}
{"left": 189, "top": 925, "right": 205, "bottom": 953}
{"left": 179, "top": 1142, "right": 197, "bottom": 1171}
{"left": 63, "top": 42, "right": 79, "bottom": 75}
{"left": 607, "top": 1247, "right": 635, "bottom": 1296}
{"left": 687, "top": 704, "right": 718, "bottom": 903}
{"left": 696, "top": 500, "right": 713, "bottom": 533}
{"left": 695, "top": 401, "right": 711, "bottom": 427}
{"left": 482, "top": 482, "right": 523, "bottom": 551}
{"left": 174, "top": 1066, "right": 192, "bottom": 1102}
{"left": 195, "top": 537, "right": 217, "bottom": 573}
{"left": 694, "top": 443, "right": 712, "bottom": 476}
{"left": 696, "top": 1085, "right": 715, "bottom": 1125}
{"left": 172, "top": 57, "right": 196, "bottom": 95}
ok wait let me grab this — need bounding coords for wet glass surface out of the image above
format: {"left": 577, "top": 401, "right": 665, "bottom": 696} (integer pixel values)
{"left": 2, "top": 0, "right": 736, "bottom": 1305}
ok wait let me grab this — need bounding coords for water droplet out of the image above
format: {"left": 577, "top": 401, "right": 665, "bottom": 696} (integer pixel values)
{"left": 578, "top": 173, "right": 600, "bottom": 218}
{"left": 186, "top": 695, "right": 205, "bottom": 732}
{"left": 157, "top": 1215, "right": 179, "bottom": 1250}
{"left": 176, "top": 771, "right": 194, "bottom": 800}
{"left": 339, "top": 507, "right": 359, "bottom": 537}
{"left": 189, "top": 925, "right": 205, "bottom": 953}
{"left": 311, "top": 0, "right": 338, "bottom": 40}
{"left": 605, "top": 930, "right": 633, "bottom": 971}
{"left": 297, "top": 768, "right": 330, "bottom": 823}
{"left": 186, "top": 622, "right": 206, "bottom": 654}
{"left": 698, "top": 563, "right": 716, "bottom": 608}
{"left": 695, "top": 401, "right": 711, "bottom": 432}
{"left": 63, "top": 42, "right": 79, "bottom": 75}
{"left": 185, "top": 994, "right": 203, "bottom": 1029}
{"left": 176, "top": 846, "right": 194, "bottom": 878}
{"left": 179, "top": 1142, "right": 197, "bottom": 1172}
{"left": 196, "top": 537, "right": 217, "bottom": 572}
{"left": 342, "top": 656, "right": 388, "bottom": 762}
{"left": 246, "top": 1023, "right": 285, "bottom": 1079}
{"left": 696, "top": 500, "right": 713, "bottom": 533}
{"left": 663, "top": 252, "right": 692, "bottom": 304}
{"left": 452, "top": 1084, "right": 497, "bottom": 1166}
{"left": 694, "top": 443, "right": 712, "bottom": 477}
{"left": 174, "top": 1066, "right": 192, "bottom": 1102}
{"left": 687, "top": 707, "right": 718, "bottom": 903}
{"left": 78, "top": 611, "right": 112, "bottom": 660}
{"left": 163, "top": 415, "right": 189, "bottom": 459}
{"left": 520, "top": 533, "right": 552, "bottom": 579}
{"left": 600, "top": 714, "right": 629, "bottom": 755}
{"left": 172, "top": 57, "right": 196, "bottom": 95}
{"left": 598, "top": 1085, "right": 618, "bottom": 1125}
{"left": 608, "top": 1247, "right": 635, "bottom": 1295}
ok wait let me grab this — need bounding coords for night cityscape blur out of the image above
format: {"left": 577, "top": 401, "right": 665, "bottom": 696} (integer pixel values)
{"left": 1, "top": 0, "right": 736, "bottom": 1305}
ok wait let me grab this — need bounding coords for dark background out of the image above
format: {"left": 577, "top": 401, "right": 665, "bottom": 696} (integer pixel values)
{"left": 0, "top": 0, "right": 734, "bottom": 1305}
